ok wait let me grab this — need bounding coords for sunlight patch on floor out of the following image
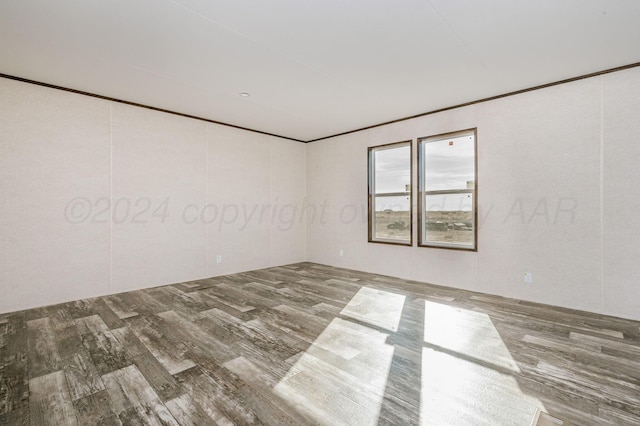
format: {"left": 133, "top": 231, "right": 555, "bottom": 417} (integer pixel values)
{"left": 423, "top": 300, "right": 520, "bottom": 372}
{"left": 421, "top": 300, "right": 544, "bottom": 425}
{"left": 420, "top": 347, "right": 544, "bottom": 425}
{"left": 340, "top": 286, "right": 406, "bottom": 332}
{"left": 274, "top": 316, "right": 396, "bottom": 426}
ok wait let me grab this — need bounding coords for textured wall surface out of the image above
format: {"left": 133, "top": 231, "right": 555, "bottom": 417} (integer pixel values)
{"left": 307, "top": 67, "right": 640, "bottom": 321}
{"left": 0, "top": 78, "right": 307, "bottom": 313}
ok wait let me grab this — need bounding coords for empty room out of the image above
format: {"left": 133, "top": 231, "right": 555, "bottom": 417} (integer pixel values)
{"left": 1, "top": 1, "right": 639, "bottom": 425}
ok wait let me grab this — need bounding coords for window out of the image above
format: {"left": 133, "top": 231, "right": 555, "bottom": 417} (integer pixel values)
{"left": 368, "top": 141, "right": 412, "bottom": 245}
{"left": 418, "top": 129, "right": 477, "bottom": 250}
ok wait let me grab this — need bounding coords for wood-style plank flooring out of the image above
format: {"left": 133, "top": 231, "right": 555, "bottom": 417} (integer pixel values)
{"left": 1, "top": 262, "right": 639, "bottom": 425}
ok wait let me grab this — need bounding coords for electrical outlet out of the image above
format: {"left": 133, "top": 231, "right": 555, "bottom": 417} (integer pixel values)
{"left": 216, "top": 255, "right": 222, "bottom": 264}
{"left": 524, "top": 272, "right": 532, "bottom": 283}
{"left": 339, "top": 249, "right": 344, "bottom": 257}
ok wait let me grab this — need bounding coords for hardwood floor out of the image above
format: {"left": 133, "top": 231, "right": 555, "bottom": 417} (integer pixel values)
{"left": 1, "top": 262, "right": 639, "bottom": 425}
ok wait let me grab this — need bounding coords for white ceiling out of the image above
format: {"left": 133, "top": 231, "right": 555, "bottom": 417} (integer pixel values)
{"left": 1, "top": 1, "right": 639, "bottom": 142}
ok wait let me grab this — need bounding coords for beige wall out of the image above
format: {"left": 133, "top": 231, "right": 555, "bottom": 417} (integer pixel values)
{"left": 2, "top": 67, "right": 639, "bottom": 320}
{"left": 0, "top": 78, "right": 306, "bottom": 313}
{"left": 306, "top": 67, "right": 640, "bottom": 321}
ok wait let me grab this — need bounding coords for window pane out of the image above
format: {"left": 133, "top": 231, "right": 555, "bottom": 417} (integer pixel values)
{"left": 423, "top": 134, "right": 475, "bottom": 191}
{"left": 369, "top": 141, "right": 412, "bottom": 245}
{"left": 419, "top": 129, "right": 477, "bottom": 250}
{"left": 423, "top": 193, "right": 474, "bottom": 247}
{"left": 374, "top": 196, "right": 411, "bottom": 242}
{"left": 375, "top": 145, "right": 411, "bottom": 194}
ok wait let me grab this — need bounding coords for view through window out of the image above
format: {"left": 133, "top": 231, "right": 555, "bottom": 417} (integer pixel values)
{"left": 418, "top": 129, "right": 477, "bottom": 250}
{"left": 368, "top": 141, "right": 412, "bottom": 244}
